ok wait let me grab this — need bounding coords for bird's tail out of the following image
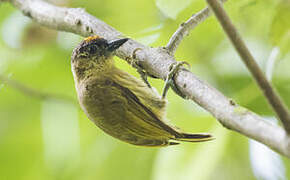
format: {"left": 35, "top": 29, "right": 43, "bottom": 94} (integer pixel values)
{"left": 174, "top": 132, "right": 214, "bottom": 143}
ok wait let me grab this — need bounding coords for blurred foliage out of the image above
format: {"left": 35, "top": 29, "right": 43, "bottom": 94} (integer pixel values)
{"left": 0, "top": 0, "right": 289, "bottom": 179}
{"left": 270, "top": 0, "right": 290, "bottom": 55}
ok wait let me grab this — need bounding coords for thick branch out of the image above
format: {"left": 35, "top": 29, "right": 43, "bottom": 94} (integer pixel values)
{"left": 206, "top": 0, "right": 290, "bottom": 133}
{"left": 6, "top": 0, "right": 290, "bottom": 157}
{"left": 166, "top": 0, "right": 226, "bottom": 55}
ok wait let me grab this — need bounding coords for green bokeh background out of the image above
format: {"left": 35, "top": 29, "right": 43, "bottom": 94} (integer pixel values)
{"left": 0, "top": 0, "right": 289, "bottom": 179}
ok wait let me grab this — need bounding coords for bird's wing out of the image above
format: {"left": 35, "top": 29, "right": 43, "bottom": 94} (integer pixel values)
{"left": 111, "top": 68, "right": 167, "bottom": 119}
{"left": 109, "top": 81, "right": 181, "bottom": 138}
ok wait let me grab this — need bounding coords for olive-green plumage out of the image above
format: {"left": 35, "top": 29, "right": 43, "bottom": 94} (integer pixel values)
{"left": 71, "top": 36, "right": 213, "bottom": 146}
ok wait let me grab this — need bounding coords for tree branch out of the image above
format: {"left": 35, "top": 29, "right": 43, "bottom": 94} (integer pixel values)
{"left": 5, "top": 0, "right": 290, "bottom": 157}
{"left": 0, "top": 74, "right": 76, "bottom": 103}
{"left": 206, "top": 0, "right": 290, "bottom": 133}
{"left": 166, "top": 0, "right": 226, "bottom": 55}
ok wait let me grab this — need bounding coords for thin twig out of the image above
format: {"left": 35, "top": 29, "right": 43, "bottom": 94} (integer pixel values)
{"left": 206, "top": 0, "right": 290, "bottom": 133}
{"left": 4, "top": 0, "right": 290, "bottom": 157}
{"left": 166, "top": 0, "right": 226, "bottom": 55}
{"left": 0, "top": 74, "right": 76, "bottom": 103}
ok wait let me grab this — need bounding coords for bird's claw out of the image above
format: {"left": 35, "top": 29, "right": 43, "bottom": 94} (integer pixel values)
{"left": 131, "top": 48, "right": 153, "bottom": 88}
{"left": 162, "top": 61, "right": 190, "bottom": 99}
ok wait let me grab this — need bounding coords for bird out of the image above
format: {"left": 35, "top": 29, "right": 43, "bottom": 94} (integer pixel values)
{"left": 71, "top": 35, "right": 213, "bottom": 146}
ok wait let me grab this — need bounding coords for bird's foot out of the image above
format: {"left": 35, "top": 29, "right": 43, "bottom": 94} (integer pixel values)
{"left": 131, "top": 48, "right": 155, "bottom": 88}
{"left": 162, "top": 61, "right": 190, "bottom": 99}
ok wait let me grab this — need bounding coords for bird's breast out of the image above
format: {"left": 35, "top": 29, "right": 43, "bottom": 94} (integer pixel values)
{"left": 76, "top": 77, "right": 124, "bottom": 129}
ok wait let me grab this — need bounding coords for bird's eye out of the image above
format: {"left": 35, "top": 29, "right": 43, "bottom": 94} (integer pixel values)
{"left": 88, "top": 45, "right": 97, "bottom": 54}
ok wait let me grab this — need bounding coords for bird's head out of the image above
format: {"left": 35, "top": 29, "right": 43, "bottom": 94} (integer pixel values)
{"left": 71, "top": 36, "right": 128, "bottom": 80}
{"left": 72, "top": 35, "right": 129, "bottom": 63}
{"left": 71, "top": 35, "right": 128, "bottom": 82}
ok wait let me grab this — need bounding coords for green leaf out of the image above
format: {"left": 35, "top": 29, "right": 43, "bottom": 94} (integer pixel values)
{"left": 156, "top": 0, "right": 193, "bottom": 19}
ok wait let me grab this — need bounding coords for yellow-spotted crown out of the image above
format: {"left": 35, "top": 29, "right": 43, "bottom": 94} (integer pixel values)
{"left": 84, "top": 35, "right": 101, "bottom": 42}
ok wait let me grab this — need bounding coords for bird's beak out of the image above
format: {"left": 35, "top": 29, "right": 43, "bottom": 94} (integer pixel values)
{"left": 107, "top": 38, "right": 129, "bottom": 52}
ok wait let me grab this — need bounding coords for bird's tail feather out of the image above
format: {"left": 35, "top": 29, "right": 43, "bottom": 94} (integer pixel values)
{"left": 175, "top": 132, "right": 214, "bottom": 142}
